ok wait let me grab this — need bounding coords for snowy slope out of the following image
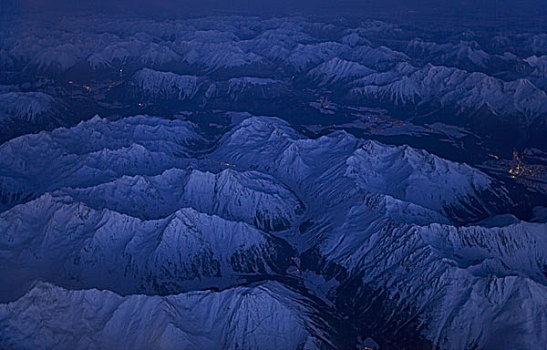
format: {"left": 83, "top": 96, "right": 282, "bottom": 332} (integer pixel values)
{"left": 0, "top": 115, "right": 201, "bottom": 209}
{"left": 287, "top": 42, "right": 349, "bottom": 71}
{"left": 223, "top": 77, "right": 288, "bottom": 101}
{"left": 132, "top": 68, "right": 201, "bottom": 100}
{"left": 0, "top": 281, "right": 329, "bottom": 350}
{"left": 59, "top": 168, "right": 304, "bottom": 231}
{"left": 212, "top": 117, "right": 547, "bottom": 349}
{"left": 174, "top": 41, "right": 263, "bottom": 71}
{"left": 0, "top": 114, "right": 544, "bottom": 350}
{"left": 351, "top": 63, "right": 547, "bottom": 121}
{"left": 343, "top": 45, "right": 408, "bottom": 67}
{"left": 139, "top": 43, "right": 181, "bottom": 67}
{"left": 344, "top": 140, "right": 502, "bottom": 219}
{"left": 307, "top": 58, "right": 374, "bottom": 86}
{"left": 87, "top": 40, "right": 146, "bottom": 69}
{"left": 320, "top": 200, "right": 547, "bottom": 350}
{"left": 0, "top": 193, "right": 293, "bottom": 297}
{"left": 31, "top": 44, "right": 86, "bottom": 72}
{"left": 407, "top": 39, "right": 490, "bottom": 68}
{"left": 525, "top": 55, "right": 547, "bottom": 90}
{"left": 0, "top": 92, "right": 56, "bottom": 123}
{"left": 2, "top": 15, "right": 543, "bottom": 128}
{"left": 215, "top": 117, "right": 506, "bottom": 222}
{"left": 1, "top": 14, "right": 546, "bottom": 350}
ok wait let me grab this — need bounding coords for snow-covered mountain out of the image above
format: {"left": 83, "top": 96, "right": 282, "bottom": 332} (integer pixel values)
{"left": 407, "top": 39, "right": 490, "bottom": 69}
{"left": 527, "top": 33, "right": 547, "bottom": 55}
{"left": 344, "top": 140, "right": 503, "bottom": 218}
{"left": 2, "top": 15, "right": 544, "bottom": 130}
{"left": 0, "top": 193, "right": 293, "bottom": 297}
{"left": 30, "top": 44, "right": 85, "bottom": 72}
{"left": 210, "top": 119, "right": 547, "bottom": 349}
{"left": 351, "top": 63, "right": 547, "bottom": 122}
{"left": 59, "top": 168, "right": 304, "bottom": 231}
{"left": 175, "top": 41, "right": 264, "bottom": 72}
{"left": 213, "top": 117, "right": 546, "bottom": 349}
{"left": 287, "top": 42, "right": 349, "bottom": 71}
{"left": 1, "top": 13, "right": 546, "bottom": 350}
{"left": 223, "top": 77, "right": 289, "bottom": 101}
{"left": 525, "top": 55, "right": 547, "bottom": 90}
{"left": 214, "top": 117, "right": 507, "bottom": 222}
{"left": 343, "top": 45, "right": 409, "bottom": 68}
{"left": 0, "top": 92, "right": 56, "bottom": 123}
{"left": 0, "top": 281, "right": 331, "bottom": 350}
{"left": 0, "top": 115, "right": 201, "bottom": 210}
{"left": 0, "top": 91, "right": 60, "bottom": 143}
{"left": 320, "top": 200, "right": 547, "bottom": 350}
{"left": 0, "top": 113, "right": 544, "bottom": 350}
{"left": 307, "top": 58, "right": 374, "bottom": 86}
{"left": 132, "top": 68, "right": 201, "bottom": 101}
{"left": 87, "top": 40, "right": 147, "bottom": 70}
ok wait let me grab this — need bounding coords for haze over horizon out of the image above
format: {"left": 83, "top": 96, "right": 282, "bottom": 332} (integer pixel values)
{"left": 2, "top": 0, "right": 546, "bottom": 18}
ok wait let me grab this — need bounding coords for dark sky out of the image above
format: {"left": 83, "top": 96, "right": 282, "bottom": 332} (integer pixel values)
{"left": 2, "top": 0, "right": 546, "bottom": 21}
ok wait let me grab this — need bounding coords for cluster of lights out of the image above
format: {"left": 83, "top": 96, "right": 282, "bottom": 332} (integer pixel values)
{"left": 508, "top": 151, "right": 524, "bottom": 178}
